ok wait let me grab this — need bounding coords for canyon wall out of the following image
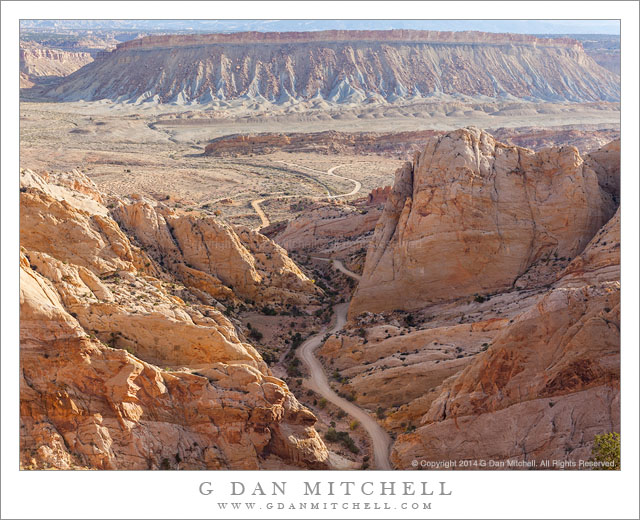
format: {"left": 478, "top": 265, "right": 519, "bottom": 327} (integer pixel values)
{"left": 391, "top": 208, "right": 620, "bottom": 467}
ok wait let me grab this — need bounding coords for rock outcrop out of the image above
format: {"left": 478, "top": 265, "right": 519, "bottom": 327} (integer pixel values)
{"left": 44, "top": 30, "right": 619, "bottom": 104}
{"left": 367, "top": 186, "right": 391, "bottom": 206}
{"left": 350, "top": 129, "right": 620, "bottom": 316}
{"left": 20, "top": 169, "right": 329, "bottom": 470}
{"left": 113, "top": 200, "right": 321, "bottom": 305}
{"left": 203, "top": 127, "right": 619, "bottom": 160}
{"left": 391, "top": 208, "right": 620, "bottom": 467}
{"left": 20, "top": 41, "right": 93, "bottom": 79}
{"left": 273, "top": 203, "right": 382, "bottom": 258}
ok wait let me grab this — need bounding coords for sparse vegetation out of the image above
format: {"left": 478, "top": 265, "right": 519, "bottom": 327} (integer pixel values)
{"left": 324, "top": 428, "right": 359, "bottom": 454}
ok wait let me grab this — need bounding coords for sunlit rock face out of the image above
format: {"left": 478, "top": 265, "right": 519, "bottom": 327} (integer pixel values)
{"left": 19, "top": 168, "right": 329, "bottom": 470}
{"left": 350, "top": 129, "right": 619, "bottom": 316}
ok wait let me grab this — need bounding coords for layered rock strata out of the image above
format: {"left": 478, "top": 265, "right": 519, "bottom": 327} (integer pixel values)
{"left": 20, "top": 169, "right": 328, "bottom": 470}
{"left": 44, "top": 30, "right": 619, "bottom": 103}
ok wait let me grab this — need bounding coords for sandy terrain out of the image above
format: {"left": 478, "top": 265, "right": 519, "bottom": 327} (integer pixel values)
{"left": 20, "top": 99, "right": 618, "bottom": 228}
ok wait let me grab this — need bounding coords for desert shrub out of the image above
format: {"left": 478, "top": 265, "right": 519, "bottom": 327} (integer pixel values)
{"left": 290, "top": 332, "right": 304, "bottom": 349}
{"left": 286, "top": 358, "right": 302, "bottom": 377}
{"left": 249, "top": 328, "right": 263, "bottom": 341}
{"left": 591, "top": 432, "right": 620, "bottom": 470}
{"left": 473, "top": 294, "right": 486, "bottom": 303}
{"left": 261, "top": 305, "right": 278, "bottom": 316}
{"left": 324, "top": 428, "right": 360, "bottom": 454}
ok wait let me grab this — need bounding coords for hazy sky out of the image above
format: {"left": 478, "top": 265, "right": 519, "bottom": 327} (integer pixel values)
{"left": 20, "top": 19, "right": 620, "bottom": 35}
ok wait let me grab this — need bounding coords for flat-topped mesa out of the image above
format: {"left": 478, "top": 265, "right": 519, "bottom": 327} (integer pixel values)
{"left": 349, "top": 128, "right": 620, "bottom": 317}
{"left": 115, "top": 30, "right": 582, "bottom": 51}
{"left": 47, "top": 30, "right": 617, "bottom": 104}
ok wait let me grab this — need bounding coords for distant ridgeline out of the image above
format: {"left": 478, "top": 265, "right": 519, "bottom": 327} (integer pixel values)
{"left": 43, "top": 30, "right": 620, "bottom": 104}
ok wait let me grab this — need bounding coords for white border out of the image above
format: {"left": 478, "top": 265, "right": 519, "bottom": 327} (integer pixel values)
{"left": 2, "top": 2, "right": 638, "bottom": 519}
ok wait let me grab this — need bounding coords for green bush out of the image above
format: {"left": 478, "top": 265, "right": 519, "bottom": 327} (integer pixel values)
{"left": 591, "top": 432, "right": 620, "bottom": 470}
{"left": 261, "top": 305, "right": 278, "bottom": 316}
{"left": 286, "top": 358, "right": 302, "bottom": 377}
{"left": 290, "top": 332, "right": 304, "bottom": 349}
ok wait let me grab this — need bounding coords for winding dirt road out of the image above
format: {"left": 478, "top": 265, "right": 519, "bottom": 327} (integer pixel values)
{"left": 250, "top": 198, "right": 271, "bottom": 228}
{"left": 298, "top": 263, "right": 392, "bottom": 470}
{"left": 312, "top": 257, "right": 362, "bottom": 281}
{"left": 325, "top": 165, "right": 362, "bottom": 199}
{"left": 250, "top": 161, "right": 362, "bottom": 230}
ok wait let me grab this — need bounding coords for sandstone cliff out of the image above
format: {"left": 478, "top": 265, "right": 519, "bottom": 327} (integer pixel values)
{"left": 391, "top": 208, "right": 620, "bottom": 468}
{"left": 314, "top": 130, "right": 619, "bottom": 467}
{"left": 20, "top": 169, "right": 328, "bottom": 470}
{"left": 350, "top": 129, "right": 620, "bottom": 316}
{"left": 20, "top": 42, "right": 93, "bottom": 79}
{"left": 113, "top": 200, "right": 321, "bottom": 306}
{"left": 44, "top": 30, "right": 619, "bottom": 104}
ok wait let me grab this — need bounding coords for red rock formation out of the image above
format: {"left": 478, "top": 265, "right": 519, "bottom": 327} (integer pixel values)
{"left": 19, "top": 169, "right": 329, "bottom": 470}
{"left": 350, "top": 129, "right": 620, "bottom": 316}
{"left": 113, "top": 200, "right": 321, "bottom": 306}
{"left": 367, "top": 186, "right": 391, "bottom": 206}
{"left": 391, "top": 209, "right": 620, "bottom": 468}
